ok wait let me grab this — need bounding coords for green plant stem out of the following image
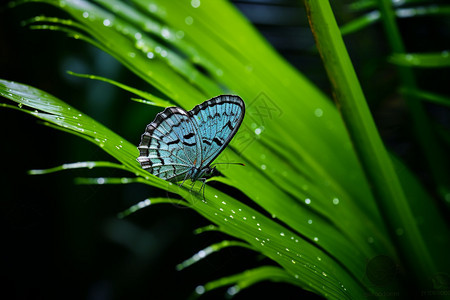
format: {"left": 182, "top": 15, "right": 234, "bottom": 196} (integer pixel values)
{"left": 377, "top": 0, "right": 450, "bottom": 203}
{"left": 303, "top": 0, "right": 436, "bottom": 289}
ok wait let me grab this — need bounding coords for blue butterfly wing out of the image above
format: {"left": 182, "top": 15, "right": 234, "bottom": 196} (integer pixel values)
{"left": 189, "top": 95, "right": 245, "bottom": 167}
{"left": 138, "top": 107, "right": 202, "bottom": 182}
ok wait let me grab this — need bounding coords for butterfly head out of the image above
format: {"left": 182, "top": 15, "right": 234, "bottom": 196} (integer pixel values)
{"left": 190, "top": 165, "right": 216, "bottom": 182}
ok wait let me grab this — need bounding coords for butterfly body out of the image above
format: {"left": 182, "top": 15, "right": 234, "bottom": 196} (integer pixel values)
{"left": 137, "top": 95, "right": 245, "bottom": 185}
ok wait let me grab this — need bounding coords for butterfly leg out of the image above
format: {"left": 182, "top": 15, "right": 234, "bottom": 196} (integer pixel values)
{"left": 189, "top": 179, "right": 196, "bottom": 192}
{"left": 179, "top": 171, "right": 191, "bottom": 188}
{"left": 198, "top": 178, "right": 207, "bottom": 199}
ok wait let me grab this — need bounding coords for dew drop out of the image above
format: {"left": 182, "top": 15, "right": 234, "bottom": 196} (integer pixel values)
{"left": 161, "top": 27, "right": 170, "bottom": 39}
{"left": 103, "top": 19, "right": 111, "bottom": 27}
{"left": 191, "top": 0, "right": 200, "bottom": 8}
{"left": 97, "top": 177, "right": 105, "bottom": 184}
{"left": 314, "top": 108, "right": 323, "bottom": 117}
{"left": 261, "top": 164, "right": 266, "bottom": 170}
{"left": 82, "top": 12, "right": 89, "bottom": 18}
{"left": 185, "top": 16, "right": 194, "bottom": 25}
{"left": 280, "top": 232, "right": 285, "bottom": 237}
{"left": 147, "top": 52, "right": 154, "bottom": 59}
{"left": 332, "top": 197, "right": 340, "bottom": 205}
{"left": 308, "top": 219, "right": 313, "bottom": 224}
{"left": 305, "top": 198, "right": 311, "bottom": 205}
{"left": 176, "top": 30, "right": 184, "bottom": 39}
{"left": 227, "top": 286, "right": 240, "bottom": 296}
{"left": 195, "top": 285, "right": 205, "bottom": 295}
{"left": 313, "top": 237, "right": 319, "bottom": 242}
{"left": 148, "top": 3, "right": 157, "bottom": 12}
{"left": 255, "top": 128, "right": 262, "bottom": 135}
{"left": 198, "top": 250, "right": 206, "bottom": 258}
{"left": 397, "top": 8, "right": 415, "bottom": 17}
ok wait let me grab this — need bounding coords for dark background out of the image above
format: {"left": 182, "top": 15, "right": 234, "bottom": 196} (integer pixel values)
{"left": 1, "top": 1, "right": 449, "bottom": 299}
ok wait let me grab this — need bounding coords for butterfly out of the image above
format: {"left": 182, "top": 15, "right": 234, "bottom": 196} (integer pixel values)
{"left": 137, "top": 95, "right": 245, "bottom": 194}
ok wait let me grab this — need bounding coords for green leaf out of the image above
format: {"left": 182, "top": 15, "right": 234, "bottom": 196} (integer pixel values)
{"left": 340, "top": 11, "right": 380, "bottom": 35}
{"left": 304, "top": 0, "right": 445, "bottom": 291}
{"left": 400, "top": 87, "right": 450, "bottom": 107}
{"left": 117, "top": 197, "right": 190, "bottom": 219}
{"left": 390, "top": 52, "right": 450, "bottom": 68}
{"left": 341, "top": 5, "right": 450, "bottom": 35}
{"left": 66, "top": 71, "right": 173, "bottom": 107}
{"left": 176, "top": 240, "right": 255, "bottom": 271}
{"left": 28, "top": 161, "right": 129, "bottom": 175}
{"left": 196, "top": 266, "right": 310, "bottom": 298}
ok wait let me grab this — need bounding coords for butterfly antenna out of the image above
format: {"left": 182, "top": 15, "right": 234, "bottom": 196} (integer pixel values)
{"left": 210, "top": 162, "right": 245, "bottom": 167}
